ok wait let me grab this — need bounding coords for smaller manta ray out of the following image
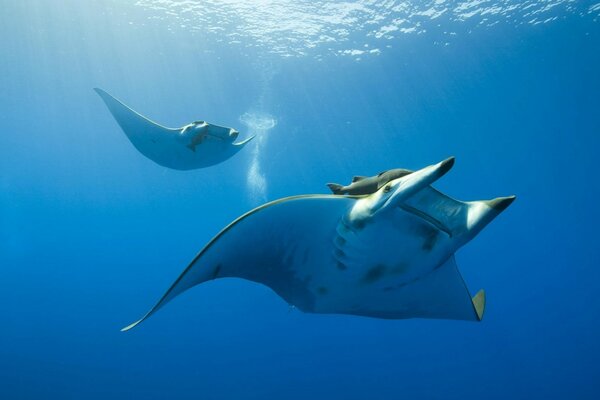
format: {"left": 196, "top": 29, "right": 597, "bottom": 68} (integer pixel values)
{"left": 122, "top": 157, "right": 515, "bottom": 331}
{"left": 94, "top": 88, "right": 254, "bottom": 170}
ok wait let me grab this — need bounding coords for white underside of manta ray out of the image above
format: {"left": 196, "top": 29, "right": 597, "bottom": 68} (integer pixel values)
{"left": 122, "top": 157, "right": 515, "bottom": 331}
{"left": 94, "top": 88, "right": 254, "bottom": 170}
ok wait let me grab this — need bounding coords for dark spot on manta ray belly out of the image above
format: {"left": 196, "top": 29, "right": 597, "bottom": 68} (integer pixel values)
{"left": 361, "top": 264, "right": 387, "bottom": 284}
{"left": 340, "top": 218, "right": 365, "bottom": 234}
{"left": 390, "top": 262, "right": 409, "bottom": 274}
{"left": 422, "top": 230, "right": 439, "bottom": 251}
{"left": 300, "top": 248, "right": 310, "bottom": 266}
{"left": 212, "top": 264, "right": 222, "bottom": 279}
{"left": 334, "top": 248, "right": 346, "bottom": 259}
{"left": 332, "top": 240, "right": 348, "bottom": 270}
{"left": 317, "top": 286, "right": 329, "bottom": 295}
{"left": 352, "top": 219, "right": 367, "bottom": 230}
{"left": 336, "top": 261, "right": 347, "bottom": 271}
{"left": 338, "top": 222, "right": 352, "bottom": 235}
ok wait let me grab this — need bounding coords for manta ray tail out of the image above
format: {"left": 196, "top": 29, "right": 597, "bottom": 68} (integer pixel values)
{"left": 327, "top": 183, "right": 345, "bottom": 195}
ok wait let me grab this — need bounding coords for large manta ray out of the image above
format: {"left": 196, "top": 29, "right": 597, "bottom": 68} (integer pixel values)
{"left": 94, "top": 88, "right": 254, "bottom": 170}
{"left": 122, "top": 157, "right": 515, "bottom": 331}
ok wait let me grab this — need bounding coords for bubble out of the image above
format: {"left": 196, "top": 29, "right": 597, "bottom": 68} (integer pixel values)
{"left": 240, "top": 111, "right": 277, "bottom": 204}
{"left": 240, "top": 112, "right": 277, "bottom": 131}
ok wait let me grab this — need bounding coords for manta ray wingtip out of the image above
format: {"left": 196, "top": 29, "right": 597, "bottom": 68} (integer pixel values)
{"left": 472, "top": 289, "right": 486, "bottom": 321}
{"left": 93, "top": 87, "right": 114, "bottom": 103}
{"left": 121, "top": 319, "right": 142, "bottom": 332}
{"left": 121, "top": 317, "right": 145, "bottom": 332}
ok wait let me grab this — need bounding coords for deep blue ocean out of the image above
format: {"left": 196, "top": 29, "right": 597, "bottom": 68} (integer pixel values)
{"left": 1, "top": 1, "right": 599, "bottom": 399}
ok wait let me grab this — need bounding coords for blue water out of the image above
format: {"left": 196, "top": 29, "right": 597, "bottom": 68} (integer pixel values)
{"left": 1, "top": 1, "right": 599, "bottom": 399}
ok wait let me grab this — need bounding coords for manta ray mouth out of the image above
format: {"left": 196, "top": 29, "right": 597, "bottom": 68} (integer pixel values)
{"left": 399, "top": 204, "right": 453, "bottom": 237}
{"left": 205, "top": 133, "right": 228, "bottom": 141}
{"left": 198, "top": 133, "right": 241, "bottom": 143}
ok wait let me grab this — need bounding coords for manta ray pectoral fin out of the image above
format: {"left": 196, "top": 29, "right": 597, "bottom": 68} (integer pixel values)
{"left": 472, "top": 289, "right": 486, "bottom": 321}
{"left": 121, "top": 194, "right": 355, "bottom": 330}
{"left": 94, "top": 88, "right": 178, "bottom": 138}
{"left": 120, "top": 254, "right": 219, "bottom": 331}
{"left": 390, "top": 256, "right": 482, "bottom": 321}
{"left": 352, "top": 176, "right": 367, "bottom": 182}
{"left": 186, "top": 144, "right": 196, "bottom": 152}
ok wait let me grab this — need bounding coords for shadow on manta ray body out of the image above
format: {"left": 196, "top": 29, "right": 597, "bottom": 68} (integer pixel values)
{"left": 122, "top": 157, "right": 515, "bottom": 331}
{"left": 94, "top": 88, "right": 254, "bottom": 170}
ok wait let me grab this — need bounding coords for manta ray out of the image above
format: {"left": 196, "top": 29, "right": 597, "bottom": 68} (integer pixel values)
{"left": 94, "top": 88, "right": 254, "bottom": 170}
{"left": 122, "top": 157, "right": 515, "bottom": 331}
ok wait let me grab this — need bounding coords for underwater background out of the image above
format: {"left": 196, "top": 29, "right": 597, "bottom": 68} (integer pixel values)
{"left": 1, "top": 1, "right": 599, "bottom": 399}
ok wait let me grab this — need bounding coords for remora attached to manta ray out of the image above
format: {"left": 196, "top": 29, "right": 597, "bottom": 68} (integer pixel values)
{"left": 122, "top": 157, "right": 515, "bottom": 331}
{"left": 94, "top": 88, "right": 254, "bottom": 170}
{"left": 327, "top": 168, "right": 414, "bottom": 195}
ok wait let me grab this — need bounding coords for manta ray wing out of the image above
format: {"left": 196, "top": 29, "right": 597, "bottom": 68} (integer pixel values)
{"left": 348, "top": 255, "right": 483, "bottom": 321}
{"left": 122, "top": 195, "right": 356, "bottom": 331}
{"left": 94, "top": 88, "right": 181, "bottom": 164}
